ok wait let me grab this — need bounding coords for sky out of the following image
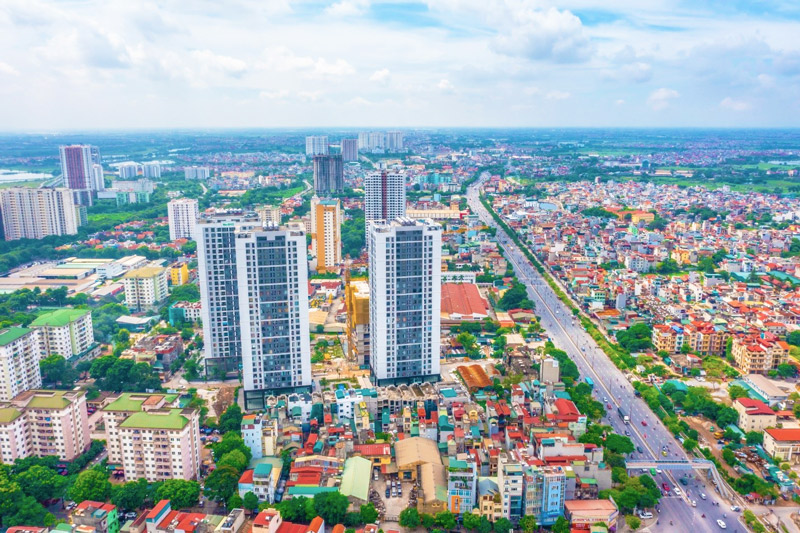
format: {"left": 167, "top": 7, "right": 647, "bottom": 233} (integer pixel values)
{"left": 0, "top": 0, "right": 799, "bottom": 129}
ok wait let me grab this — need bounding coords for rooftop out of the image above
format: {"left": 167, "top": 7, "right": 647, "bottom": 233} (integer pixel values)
{"left": 119, "top": 409, "right": 189, "bottom": 430}
{"left": 0, "top": 327, "right": 32, "bottom": 346}
{"left": 104, "top": 393, "right": 178, "bottom": 412}
{"left": 124, "top": 266, "right": 166, "bottom": 279}
{"left": 30, "top": 308, "right": 90, "bottom": 328}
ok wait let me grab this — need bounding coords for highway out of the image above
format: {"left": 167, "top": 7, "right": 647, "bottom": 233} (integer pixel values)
{"left": 466, "top": 178, "right": 743, "bottom": 532}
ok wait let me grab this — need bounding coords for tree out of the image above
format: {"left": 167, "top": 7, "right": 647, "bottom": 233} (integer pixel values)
{"left": 218, "top": 450, "right": 248, "bottom": 473}
{"left": 16, "top": 465, "right": 67, "bottom": 502}
{"left": 213, "top": 433, "right": 252, "bottom": 463}
{"left": 421, "top": 513, "right": 436, "bottom": 530}
{"left": 4, "top": 495, "right": 55, "bottom": 527}
{"left": 218, "top": 404, "right": 244, "bottom": 435}
{"left": 728, "top": 385, "right": 750, "bottom": 400}
{"left": 722, "top": 448, "right": 737, "bottom": 466}
{"left": 683, "top": 438, "right": 698, "bottom": 452}
{"left": 787, "top": 331, "right": 800, "bottom": 346}
{"left": 519, "top": 515, "right": 537, "bottom": 533}
{"left": 276, "top": 496, "right": 312, "bottom": 522}
{"left": 605, "top": 434, "right": 635, "bottom": 455}
{"left": 746, "top": 431, "right": 764, "bottom": 446}
{"left": 463, "top": 513, "right": 481, "bottom": 531}
{"left": 243, "top": 492, "right": 259, "bottom": 513}
{"left": 154, "top": 480, "right": 201, "bottom": 509}
{"left": 313, "top": 491, "right": 350, "bottom": 525}
{"left": 228, "top": 494, "right": 243, "bottom": 509}
{"left": 204, "top": 466, "right": 240, "bottom": 502}
{"left": 111, "top": 478, "right": 149, "bottom": 511}
{"left": 398, "top": 507, "right": 420, "bottom": 529}
{"left": 552, "top": 516, "right": 570, "bottom": 533}
{"left": 716, "top": 406, "right": 739, "bottom": 427}
{"left": 777, "top": 363, "right": 796, "bottom": 378}
{"left": 626, "top": 515, "right": 642, "bottom": 530}
{"left": 434, "top": 511, "right": 456, "bottom": 530}
{"left": 39, "top": 354, "right": 78, "bottom": 388}
{"left": 493, "top": 518, "right": 513, "bottom": 533}
{"left": 70, "top": 469, "right": 112, "bottom": 503}
{"left": 616, "top": 323, "right": 653, "bottom": 353}
{"left": 360, "top": 503, "right": 378, "bottom": 524}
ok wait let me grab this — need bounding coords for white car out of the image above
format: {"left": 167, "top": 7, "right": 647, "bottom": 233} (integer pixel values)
{"left": 717, "top": 519, "right": 727, "bottom": 529}
{"left": 691, "top": 500, "right": 697, "bottom": 507}
{"left": 674, "top": 488, "right": 682, "bottom": 496}
{"left": 731, "top": 505, "right": 741, "bottom": 512}
{"left": 700, "top": 493, "right": 707, "bottom": 500}
{"left": 638, "top": 511, "right": 653, "bottom": 519}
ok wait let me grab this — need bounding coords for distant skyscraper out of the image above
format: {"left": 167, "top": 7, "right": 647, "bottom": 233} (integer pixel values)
{"left": 167, "top": 198, "right": 200, "bottom": 241}
{"left": 197, "top": 210, "right": 261, "bottom": 375}
{"left": 59, "top": 144, "right": 103, "bottom": 206}
{"left": 385, "top": 131, "right": 404, "bottom": 151}
{"left": 117, "top": 162, "right": 139, "bottom": 179}
{"left": 0, "top": 327, "right": 42, "bottom": 402}
{"left": 305, "top": 136, "right": 329, "bottom": 156}
{"left": 141, "top": 162, "right": 162, "bottom": 178}
{"left": 0, "top": 188, "right": 80, "bottom": 241}
{"left": 364, "top": 170, "right": 406, "bottom": 228}
{"left": 311, "top": 197, "right": 342, "bottom": 271}
{"left": 341, "top": 139, "right": 358, "bottom": 161}
{"left": 184, "top": 166, "right": 210, "bottom": 180}
{"left": 236, "top": 225, "right": 311, "bottom": 409}
{"left": 313, "top": 155, "right": 344, "bottom": 194}
{"left": 368, "top": 218, "right": 442, "bottom": 385}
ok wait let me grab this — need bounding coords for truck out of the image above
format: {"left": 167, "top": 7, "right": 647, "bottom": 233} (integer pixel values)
{"left": 618, "top": 406, "right": 630, "bottom": 423}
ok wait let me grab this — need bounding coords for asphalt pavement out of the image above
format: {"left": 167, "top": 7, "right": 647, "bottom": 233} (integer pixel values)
{"left": 466, "top": 180, "right": 747, "bottom": 533}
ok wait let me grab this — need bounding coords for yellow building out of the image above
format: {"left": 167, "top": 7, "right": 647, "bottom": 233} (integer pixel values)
{"left": 731, "top": 336, "right": 790, "bottom": 374}
{"left": 310, "top": 197, "right": 341, "bottom": 272}
{"left": 171, "top": 263, "right": 189, "bottom": 285}
{"left": 345, "top": 278, "right": 370, "bottom": 367}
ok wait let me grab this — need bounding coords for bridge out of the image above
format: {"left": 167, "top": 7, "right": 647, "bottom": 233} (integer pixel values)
{"left": 626, "top": 459, "right": 732, "bottom": 499}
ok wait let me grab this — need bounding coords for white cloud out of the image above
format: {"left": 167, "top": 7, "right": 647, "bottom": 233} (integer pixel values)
{"left": 615, "top": 99, "right": 625, "bottom": 106}
{"left": 720, "top": 97, "right": 750, "bottom": 111}
{"left": 259, "top": 46, "right": 354, "bottom": 78}
{"left": 190, "top": 50, "right": 247, "bottom": 77}
{"left": 757, "top": 74, "right": 775, "bottom": 88}
{"left": 298, "top": 90, "right": 323, "bottom": 102}
{"left": 369, "top": 68, "right": 391, "bottom": 84}
{"left": 326, "top": 0, "right": 370, "bottom": 17}
{"left": 259, "top": 90, "right": 289, "bottom": 100}
{"left": 546, "top": 90, "right": 570, "bottom": 100}
{"left": 647, "top": 88, "right": 679, "bottom": 111}
{"left": 492, "top": 7, "right": 591, "bottom": 63}
{"left": 0, "top": 62, "right": 20, "bottom": 76}
{"left": 437, "top": 79, "right": 455, "bottom": 92}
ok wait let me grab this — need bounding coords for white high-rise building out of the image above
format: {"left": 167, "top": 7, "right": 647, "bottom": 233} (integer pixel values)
{"left": 0, "top": 328, "right": 43, "bottom": 402}
{"left": 341, "top": 138, "right": 358, "bottom": 161}
{"left": 117, "top": 162, "right": 139, "bottom": 179}
{"left": 0, "top": 188, "right": 80, "bottom": 241}
{"left": 236, "top": 225, "right": 311, "bottom": 409}
{"left": 364, "top": 170, "right": 406, "bottom": 228}
{"left": 167, "top": 198, "right": 200, "bottom": 241}
{"left": 184, "top": 166, "right": 210, "bottom": 180}
{"left": 197, "top": 210, "right": 261, "bottom": 375}
{"left": 141, "top": 162, "right": 162, "bottom": 178}
{"left": 368, "top": 218, "right": 441, "bottom": 385}
{"left": 385, "top": 131, "right": 404, "bottom": 151}
{"left": 59, "top": 144, "right": 103, "bottom": 205}
{"left": 305, "top": 136, "right": 329, "bottom": 156}
{"left": 30, "top": 308, "right": 95, "bottom": 360}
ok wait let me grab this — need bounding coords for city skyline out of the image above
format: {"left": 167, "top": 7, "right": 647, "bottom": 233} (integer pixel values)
{"left": 0, "top": 1, "right": 798, "bottom": 130}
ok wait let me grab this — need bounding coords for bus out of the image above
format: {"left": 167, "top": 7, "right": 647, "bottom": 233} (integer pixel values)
{"left": 585, "top": 376, "right": 594, "bottom": 389}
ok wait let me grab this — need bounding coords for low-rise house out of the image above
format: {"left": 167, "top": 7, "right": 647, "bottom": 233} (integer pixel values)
{"left": 733, "top": 398, "right": 777, "bottom": 433}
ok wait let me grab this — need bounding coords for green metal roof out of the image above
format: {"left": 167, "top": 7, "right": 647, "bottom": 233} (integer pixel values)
{"left": 0, "top": 407, "right": 23, "bottom": 424}
{"left": 340, "top": 456, "right": 372, "bottom": 501}
{"left": 104, "top": 393, "right": 178, "bottom": 412}
{"left": 119, "top": 409, "right": 189, "bottom": 430}
{"left": 30, "top": 308, "right": 90, "bottom": 328}
{"left": 0, "top": 327, "right": 32, "bottom": 346}
{"left": 254, "top": 463, "right": 273, "bottom": 477}
{"left": 27, "top": 391, "right": 73, "bottom": 409}
{"left": 287, "top": 486, "right": 338, "bottom": 496}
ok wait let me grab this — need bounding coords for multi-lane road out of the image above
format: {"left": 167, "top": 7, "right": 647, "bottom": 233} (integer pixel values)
{"left": 466, "top": 179, "right": 745, "bottom": 532}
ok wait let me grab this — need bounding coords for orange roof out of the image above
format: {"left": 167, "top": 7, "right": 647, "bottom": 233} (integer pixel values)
{"left": 565, "top": 499, "right": 618, "bottom": 511}
{"left": 441, "top": 283, "right": 489, "bottom": 317}
{"left": 239, "top": 469, "right": 254, "bottom": 484}
{"left": 765, "top": 428, "right": 800, "bottom": 442}
{"left": 457, "top": 364, "right": 492, "bottom": 390}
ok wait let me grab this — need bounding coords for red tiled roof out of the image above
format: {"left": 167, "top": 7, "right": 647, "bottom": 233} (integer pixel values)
{"left": 353, "top": 444, "right": 391, "bottom": 456}
{"left": 441, "top": 283, "right": 489, "bottom": 317}
{"left": 735, "top": 398, "right": 774, "bottom": 416}
{"left": 147, "top": 500, "right": 170, "bottom": 520}
{"left": 765, "top": 428, "right": 800, "bottom": 442}
{"left": 239, "top": 469, "right": 254, "bottom": 484}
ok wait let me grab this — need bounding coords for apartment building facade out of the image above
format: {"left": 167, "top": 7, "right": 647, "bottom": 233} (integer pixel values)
{"left": 0, "top": 328, "right": 43, "bottom": 402}
{"left": 167, "top": 198, "right": 200, "bottom": 241}
{"left": 236, "top": 225, "right": 311, "bottom": 409}
{"left": 731, "top": 334, "right": 790, "bottom": 374}
{"left": 368, "top": 218, "right": 441, "bottom": 385}
{"left": 311, "top": 197, "right": 342, "bottom": 272}
{"left": 345, "top": 279, "right": 370, "bottom": 368}
{"left": 123, "top": 266, "right": 169, "bottom": 311}
{"left": 0, "top": 187, "right": 80, "bottom": 241}
{"left": 30, "top": 308, "right": 95, "bottom": 360}
{"left": 197, "top": 210, "right": 261, "bottom": 375}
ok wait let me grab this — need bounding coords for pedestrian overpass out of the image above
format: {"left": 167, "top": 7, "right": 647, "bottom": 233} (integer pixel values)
{"left": 625, "top": 459, "right": 732, "bottom": 499}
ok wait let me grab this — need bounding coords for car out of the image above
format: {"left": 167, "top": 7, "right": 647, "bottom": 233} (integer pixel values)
{"left": 661, "top": 450, "right": 668, "bottom": 456}
{"left": 691, "top": 500, "right": 697, "bottom": 507}
{"left": 700, "top": 493, "right": 707, "bottom": 500}
{"left": 603, "top": 397, "right": 608, "bottom": 403}
{"left": 731, "top": 505, "right": 741, "bottom": 512}
{"left": 625, "top": 430, "right": 630, "bottom": 436}
{"left": 385, "top": 488, "right": 390, "bottom": 498}
{"left": 637, "top": 446, "right": 643, "bottom": 453}
{"left": 662, "top": 483, "right": 670, "bottom": 491}
{"left": 641, "top": 420, "right": 648, "bottom": 426}
{"left": 606, "top": 403, "right": 612, "bottom": 409}
{"left": 638, "top": 511, "right": 653, "bottom": 519}
{"left": 717, "top": 519, "right": 727, "bottom": 529}
{"left": 674, "top": 488, "right": 682, "bottom": 496}
{"left": 656, "top": 469, "right": 663, "bottom": 474}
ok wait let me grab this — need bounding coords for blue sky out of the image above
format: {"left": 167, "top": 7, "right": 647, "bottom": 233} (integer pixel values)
{"left": 0, "top": 0, "right": 798, "bottom": 128}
